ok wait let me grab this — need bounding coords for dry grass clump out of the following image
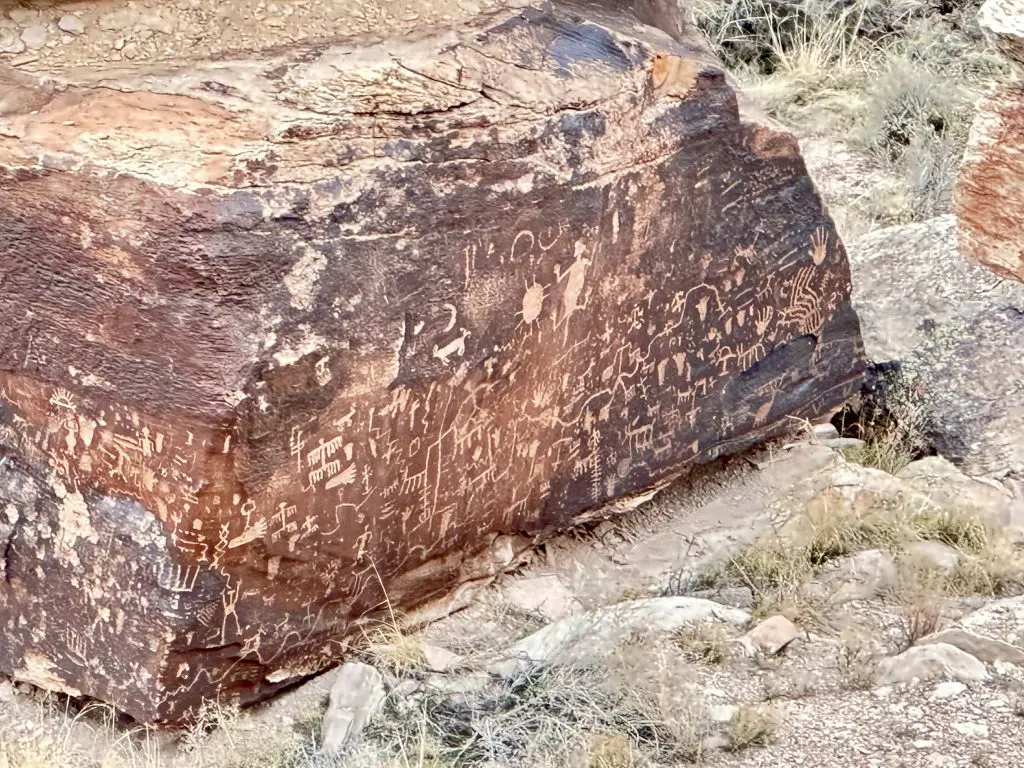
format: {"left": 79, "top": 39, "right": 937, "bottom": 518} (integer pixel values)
{"left": 837, "top": 367, "right": 931, "bottom": 475}
{"left": 905, "top": 509, "right": 987, "bottom": 552}
{"left": 891, "top": 563, "right": 948, "bottom": 650}
{"left": 697, "top": 479, "right": 1024, "bottom": 623}
{"left": 947, "top": 540, "right": 1024, "bottom": 597}
{"left": 672, "top": 622, "right": 733, "bottom": 665}
{"left": 724, "top": 705, "right": 777, "bottom": 752}
{"left": 691, "top": 0, "right": 1004, "bottom": 225}
{"left": 359, "top": 622, "right": 429, "bottom": 679}
{"left": 359, "top": 664, "right": 684, "bottom": 767}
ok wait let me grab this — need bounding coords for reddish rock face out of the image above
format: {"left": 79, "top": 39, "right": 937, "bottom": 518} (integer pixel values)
{"left": 956, "top": 0, "right": 1024, "bottom": 282}
{"left": 0, "top": 2, "right": 864, "bottom": 724}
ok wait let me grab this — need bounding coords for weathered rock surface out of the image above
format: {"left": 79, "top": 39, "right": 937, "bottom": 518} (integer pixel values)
{"left": 0, "top": 1, "right": 863, "bottom": 723}
{"left": 956, "top": 0, "right": 1024, "bottom": 282}
{"left": 320, "top": 662, "right": 386, "bottom": 754}
{"left": 847, "top": 216, "right": 1024, "bottom": 487}
{"left": 491, "top": 597, "right": 751, "bottom": 676}
{"left": 916, "top": 629, "right": 1024, "bottom": 666}
{"left": 740, "top": 615, "right": 800, "bottom": 656}
{"left": 876, "top": 644, "right": 990, "bottom": 686}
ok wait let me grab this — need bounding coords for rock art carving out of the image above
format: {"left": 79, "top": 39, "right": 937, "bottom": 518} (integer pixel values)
{"left": 0, "top": 0, "right": 864, "bottom": 724}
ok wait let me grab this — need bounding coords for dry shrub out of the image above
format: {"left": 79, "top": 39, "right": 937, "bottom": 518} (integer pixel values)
{"left": 725, "top": 705, "right": 777, "bottom": 751}
{"left": 836, "top": 628, "right": 882, "bottom": 689}
{"left": 672, "top": 622, "right": 732, "bottom": 665}
{"left": 892, "top": 563, "right": 947, "bottom": 650}
{"left": 906, "top": 509, "right": 988, "bottom": 552}
{"left": 948, "top": 540, "right": 1024, "bottom": 597}
{"left": 589, "top": 733, "right": 642, "bottom": 768}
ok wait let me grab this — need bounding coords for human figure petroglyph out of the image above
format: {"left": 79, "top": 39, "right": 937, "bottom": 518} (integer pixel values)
{"left": 554, "top": 242, "right": 591, "bottom": 337}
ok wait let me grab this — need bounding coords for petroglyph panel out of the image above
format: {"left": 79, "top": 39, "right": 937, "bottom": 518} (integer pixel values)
{"left": 0, "top": 1, "right": 864, "bottom": 724}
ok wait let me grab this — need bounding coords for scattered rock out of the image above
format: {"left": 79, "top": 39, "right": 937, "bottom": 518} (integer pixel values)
{"left": 902, "top": 541, "right": 961, "bottom": 575}
{"left": 929, "top": 681, "right": 967, "bottom": 700}
{"left": 916, "top": 628, "right": 1024, "bottom": 666}
{"left": 740, "top": 615, "right": 801, "bottom": 656}
{"left": 7, "top": 8, "right": 38, "bottom": 24}
{"left": 57, "top": 15, "right": 85, "bottom": 36}
{"left": 19, "top": 24, "right": 47, "bottom": 51}
{"left": 502, "top": 574, "right": 583, "bottom": 622}
{"left": 320, "top": 663, "right": 386, "bottom": 754}
{"left": 420, "top": 643, "right": 463, "bottom": 673}
{"left": 0, "top": 29, "right": 25, "bottom": 54}
{"left": 876, "top": 643, "right": 989, "bottom": 686}
{"left": 812, "top": 423, "right": 841, "bottom": 441}
{"left": 491, "top": 597, "right": 750, "bottom": 677}
{"left": 951, "top": 721, "right": 989, "bottom": 738}
{"left": 709, "top": 704, "right": 739, "bottom": 723}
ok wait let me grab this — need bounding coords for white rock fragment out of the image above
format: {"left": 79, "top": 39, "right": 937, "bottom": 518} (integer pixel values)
{"left": 57, "top": 15, "right": 85, "bottom": 35}
{"left": 20, "top": 24, "right": 48, "bottom": 51}
{"left": 876, "top": 643, "right": 989, "bottom": 686}
{"left": 916, "top": 628, "right": 1024, "bottom": 665}
{"left": 929, "top": 681, "right": 967, "bottom": 700}
{"left": 491, "top": 597, "right": 750, "bottom": 677}
{"left": 320, "top": 663, "right": 386, "bottom": 754}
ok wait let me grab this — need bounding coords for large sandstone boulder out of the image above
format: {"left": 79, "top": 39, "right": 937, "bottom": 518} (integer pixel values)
{"left": 0, "top": 1, "right": 864, "bottom": 723}
{"left": 956, "top": 0, "right": 1024, "bottom": 282}
{"left": 848, "top": 216, "right": 1024, "bottom": 489}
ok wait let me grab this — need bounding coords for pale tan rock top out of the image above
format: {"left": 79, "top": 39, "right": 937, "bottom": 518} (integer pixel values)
{"left": 979, "top": 0, "right": 1024, "bottom": 68}
{"left": 0, "top": 0, "right": 529, "bottom": 71}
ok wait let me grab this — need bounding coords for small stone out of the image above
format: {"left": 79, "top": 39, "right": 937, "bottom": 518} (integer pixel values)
{"left": 57, "top": 15, "right": 85, "bottom": 35}
{"left": 7, "top": 8, "right": 39, "bottom": 24}
{"left": 876, "top": 643, "right": 989, "bottom": 686}
{"left": 951, "top": 722, "right": 989, "bottom": 738}
{"left": 113, "top": 37, "right": 125, "bottom": 50}
{"left": 741, "top": 615, "right": 800, "bottom": 656}
{"left": 121, "top": 42, "right": 138, "bottom": 59}
{"left": 420, "top": 643, "right": 462, "bottom": 673}
{"left": 873, "top": 686, "right": 893, "bottom": 699}
{"left": 20, "top": 24, "right": 47, "bottom": 51}
{"left": 812, "top": 423, "right": 840, "bottom": 441}
{"left": 930, "top": 681, "right": 967, "bottom": 700}
{"left": 913, "top": 740, "right": 935, "bottom": 749}
{"left": 708, "top": 704, "right": 738, "bottom": 723}
{"left": 0, "top": 680, "right": 13, "bottom": 702}
{"left": 0, "top": 29, "right": 26, "bottom": 54}
{"left": 320, "top": 662, "right": 386, "bottom": 754}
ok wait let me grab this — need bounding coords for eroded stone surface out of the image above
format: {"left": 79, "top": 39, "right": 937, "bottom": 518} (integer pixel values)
{"left": 956, "top": 0, "right": 1024, "bottom": 282}
{"left": 0, "top": 1, "right": 863, "bottom": 724}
